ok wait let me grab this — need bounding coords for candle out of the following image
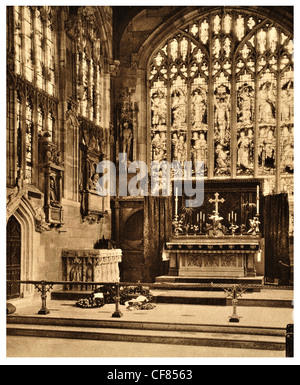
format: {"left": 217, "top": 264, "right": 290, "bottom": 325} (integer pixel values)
{"left": 234, "top": 213, "right": 237, "bottom": 222}
{"left": 203, "top": 214, "right": 205, "bottom": 222}
{"left": 231, "top": 211, "right": 233, "bottom": 219}
{"left": 200, "top": 211, "right": 202, "bottom": 221}
{"left": 257, "top": 185, "right": 259, "bottom": 199}
{"left": 228, "top": 213, "right": 231, "bottom": 222}
{"left": 197, "top": 214, "right": 199, "bottom": 223}
{"left": 175, "top": 187, "right": 178, "bottom": 216}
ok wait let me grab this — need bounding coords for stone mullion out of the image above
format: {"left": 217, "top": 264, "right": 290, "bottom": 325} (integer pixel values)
{"left": 44, "top": 18, "right": 49, "bottom": 96}
{"left": 20, "top": 7, "right": 26, "bottom": 80}
{"left": 166, "top": 43, "right": 171, "bottom": 165}
{"left": 276, "top": 28, "right": 281, "bottom": 193}
{"left": 254, "top": 33, "right": 259, "bottom": 178}
{"left": 87, "top": 56, "right": 92, "bottom": 121}
{"left": 186, "top": 77, "right": 191, "bottom": 163}
{"left": 32, "top": 8, "right": 39, "bottom": 89}
{"left": 77, "top": 51, "right": 83, "bottom": 116}
{"left": 231, "top": 58, "right": 237, "bottom": 178}
{"left": 207, "top": 16, "right": 214, "bottom": 179}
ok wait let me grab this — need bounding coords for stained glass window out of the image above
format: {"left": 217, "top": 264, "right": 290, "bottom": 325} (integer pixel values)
{"left": 148, "top": 11, "right": 293, "bottom": 184}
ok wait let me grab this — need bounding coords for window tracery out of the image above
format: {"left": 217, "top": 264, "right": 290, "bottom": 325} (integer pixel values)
{"left": 148, "top": 10, "right": 293, "bottom": 184}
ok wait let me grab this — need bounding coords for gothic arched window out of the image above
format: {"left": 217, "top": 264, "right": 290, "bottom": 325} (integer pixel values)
{"left": 148, "top": 10, "right": 293, "bottom": 185}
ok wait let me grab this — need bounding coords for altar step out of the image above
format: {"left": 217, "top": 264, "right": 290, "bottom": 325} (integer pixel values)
{"left": 6, "top": 315, "right": 286, "bottom": 351}
{"left": 154, "top": 275, "right": 265, "bottom": 287}
{"left": 150, "top": 289, "right": 293, "bottom": 308}
{"left": 50, "top": 288, "right": 293, "bottom": 308}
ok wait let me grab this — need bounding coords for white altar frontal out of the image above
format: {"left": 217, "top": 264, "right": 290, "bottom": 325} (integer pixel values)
{"left": 62, "top": 248, "right": 122, "bottom": 289}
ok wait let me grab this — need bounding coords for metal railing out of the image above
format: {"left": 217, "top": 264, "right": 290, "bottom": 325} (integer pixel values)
{"left": 6, "top": 280, "right": 293, "bottom": 322}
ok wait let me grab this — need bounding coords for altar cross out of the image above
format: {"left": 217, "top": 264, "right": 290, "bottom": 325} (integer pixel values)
{"left": 209, "top": 192, "right": 225, "bottom": 215}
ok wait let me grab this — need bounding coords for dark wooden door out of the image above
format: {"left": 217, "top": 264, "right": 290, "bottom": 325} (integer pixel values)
{"left": 7, "top": 216, "right": 21, "bottom": 299}
{"left": 120, "top": 208, "right": 144, "bottom": 282}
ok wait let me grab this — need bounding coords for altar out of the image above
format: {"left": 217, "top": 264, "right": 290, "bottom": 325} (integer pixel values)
{"left": 164, "top": 236, "right": 260, "bottom": 277}
{"left": 164, "top": 179, "right": 263, "bottom": 279}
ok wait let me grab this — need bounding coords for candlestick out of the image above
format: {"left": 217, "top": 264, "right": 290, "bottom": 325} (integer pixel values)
{"left": 175, "top": 187, "right": 178, "bottom": 216}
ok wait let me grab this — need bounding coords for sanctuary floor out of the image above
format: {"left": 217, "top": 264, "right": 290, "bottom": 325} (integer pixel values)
{"left": 6, "top": 290, "right": 294, "bottom": 359}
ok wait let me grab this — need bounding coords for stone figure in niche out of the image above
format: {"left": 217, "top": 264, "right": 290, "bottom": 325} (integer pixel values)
{"left": 214, "top": 94, "right": 230, "bottom": 145}
{"left": 49, "top": 177, "right": 60, "bottom": 207}
{"left": 122, "top": 121, "right": 133, "bottom": 160}
{"left": 281, "top": 81, "right": 294, "bottom": 122}
{"left": 90, "top": 171, "right": 100, "bottom": 191}
{"left": 237, "top": 131, "right": 250, "bottom": 169}
{"left": 215, "top": 144, "right": 229, "bottom": 173}
{"left": 172, "top": 91, "right": 186, "bottom": 128}
{"left": 192, "top": 132, "right": 207, "bottom": 167}
{"left": 192, "top": 90, "right": 206, "bottom": 127}
{"left": 151, "top": 91, "right": 167, "bottom": 127}
{"left": 258, "top": 82, "right": 276, "bottom": 124}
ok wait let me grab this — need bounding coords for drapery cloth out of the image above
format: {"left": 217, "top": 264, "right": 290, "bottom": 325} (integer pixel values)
{"left": 143, "top": 196, "right": 172, "bottom": 282}
{"left": 262, "top": 193, "right": 290, "bottom": 281}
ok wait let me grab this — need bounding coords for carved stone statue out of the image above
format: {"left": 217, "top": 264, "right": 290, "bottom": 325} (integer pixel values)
{"left": 49, "top": 177, "right": 60, "bottom": 207}
{"left": 122, "top": 121, "right": 133, "bottom": 160}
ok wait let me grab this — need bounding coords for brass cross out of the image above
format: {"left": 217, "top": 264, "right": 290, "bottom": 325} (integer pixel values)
{"left": 209, "top": 192, "right": 225, "bottom": 214}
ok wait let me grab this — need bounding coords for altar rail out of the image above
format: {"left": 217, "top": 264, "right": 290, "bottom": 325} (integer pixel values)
{"left": 61, "top": 249, "right": 122, "bottom": 290}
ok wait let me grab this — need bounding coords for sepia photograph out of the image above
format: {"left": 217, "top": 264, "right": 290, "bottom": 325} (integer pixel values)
{"left": 3, "top": 1, "right": 297, "bottom": 366}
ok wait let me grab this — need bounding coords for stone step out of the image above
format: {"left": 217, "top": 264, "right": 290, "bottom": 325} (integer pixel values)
{"left": 155, "top": 275, "right": 265, "bottom": 286}
{"left": 7, "top": 315, "right": 286, "bottom": 336}
{"left": 151, "top": 289, "right": 293, "bottom": 308}
{"left": 6, "top": 319, "right": 286, "bottom": 351}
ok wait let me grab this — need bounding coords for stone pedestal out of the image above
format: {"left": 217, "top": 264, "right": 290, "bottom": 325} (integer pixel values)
{"left": 62, "top": 248, "right": 122, "bottom": 290}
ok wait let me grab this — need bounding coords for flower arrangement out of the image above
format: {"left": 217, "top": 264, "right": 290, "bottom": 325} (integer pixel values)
{"left": 75, "top": 284, "right": 155, "bottom": 310}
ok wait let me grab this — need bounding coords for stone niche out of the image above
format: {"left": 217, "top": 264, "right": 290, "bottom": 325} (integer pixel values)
{"left": 79, "top": 117, "right": 107, "bottom": 224}
{"left": 38, "top": 134, "right": 64, "bottom": 227}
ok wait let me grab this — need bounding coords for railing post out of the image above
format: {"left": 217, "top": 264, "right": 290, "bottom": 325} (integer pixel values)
{"left": 35, "top": 281, "right": 53, "bottom": 315}
{"left": 286, "top": 324, "right": 294, "bottom": 357}
{"left": 112, "top": 282, "right": 123, "bottom": 318}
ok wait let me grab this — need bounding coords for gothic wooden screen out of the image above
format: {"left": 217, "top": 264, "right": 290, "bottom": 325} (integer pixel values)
{"left": 148, "top": 10, "right": 293, "bottom": 194}
{"left": 7, "top": 216, "right": 21, "bottom": 299}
